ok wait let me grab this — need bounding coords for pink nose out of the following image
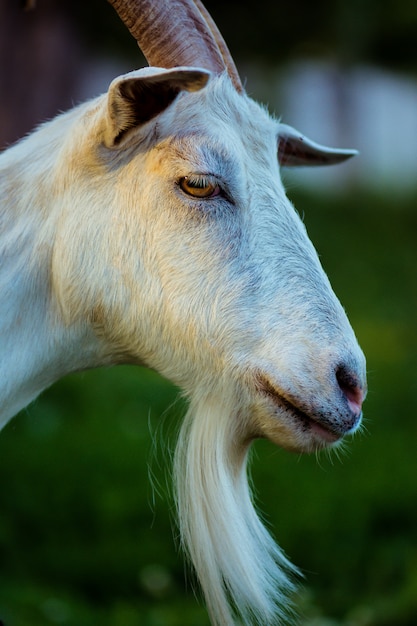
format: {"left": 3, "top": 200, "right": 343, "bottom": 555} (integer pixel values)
{"left": 336, "top": 365, "right": 365, "bottom": 417}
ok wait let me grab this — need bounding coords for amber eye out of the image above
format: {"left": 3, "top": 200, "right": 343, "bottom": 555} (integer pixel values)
{"left": 179, "top": 175, "right": 221, "bottom": 198}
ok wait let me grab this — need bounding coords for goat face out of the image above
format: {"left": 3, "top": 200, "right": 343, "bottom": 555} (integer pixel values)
{"left": 53, "top": 68, "right": 366, "bottom": 455}
{"left": 4, "top": 1, "right": 366, "bottom": 622}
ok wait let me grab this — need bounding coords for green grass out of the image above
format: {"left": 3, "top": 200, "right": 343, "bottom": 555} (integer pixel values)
{"left": 1, "top": 190, "right": 417, "bottom": 625}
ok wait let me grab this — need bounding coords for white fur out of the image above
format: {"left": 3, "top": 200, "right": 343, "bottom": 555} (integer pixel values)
{"left": 0, "top": 71, "right": 366, "bottom": 624}
{"left": 174, "top": 380, "right": 298, "bottom": 625}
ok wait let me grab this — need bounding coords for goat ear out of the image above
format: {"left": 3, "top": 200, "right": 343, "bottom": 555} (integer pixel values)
{"left": 104, "top": 67, "right": 211, "bottom": 147}
{"left": 278, "top": 123, "right": 358, "bottom": 167}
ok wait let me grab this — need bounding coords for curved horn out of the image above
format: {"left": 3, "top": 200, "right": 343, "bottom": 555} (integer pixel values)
{"left": 107, "top": 0, "right": 243, "bottom": 91}
{"left": 278, "top": 124, "right": 359, "bottom": 167}
{"left": 193, "top": 0, "right": 243, "bottom": 92}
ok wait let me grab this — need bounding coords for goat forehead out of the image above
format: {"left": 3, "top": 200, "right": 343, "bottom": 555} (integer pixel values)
{"left": 165, "top": 76, "right": 279, "bottom": 159}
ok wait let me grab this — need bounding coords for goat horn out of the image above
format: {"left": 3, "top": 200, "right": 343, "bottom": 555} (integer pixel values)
{"left": 107, "top": 0, "right": 243, "bottom": 92}
{"left": 193, "top": 0, "right": 243, "bottom": 92}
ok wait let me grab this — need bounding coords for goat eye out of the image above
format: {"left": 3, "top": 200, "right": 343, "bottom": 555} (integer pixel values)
{"left": 179, "top": 175, "right": 221, "bottom": 198}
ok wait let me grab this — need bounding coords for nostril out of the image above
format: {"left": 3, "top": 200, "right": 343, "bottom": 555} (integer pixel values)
{"left": 336, "top": 365, "right": 364, "bottom": 416}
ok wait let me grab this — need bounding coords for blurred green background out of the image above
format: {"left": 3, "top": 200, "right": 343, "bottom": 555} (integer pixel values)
{"left": 1, "top": 1, "right": 417, "bottom": 625}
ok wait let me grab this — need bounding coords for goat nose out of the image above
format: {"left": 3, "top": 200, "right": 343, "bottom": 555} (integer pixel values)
{"left": 335, "top": 364, "right": 365, "bottom": 417}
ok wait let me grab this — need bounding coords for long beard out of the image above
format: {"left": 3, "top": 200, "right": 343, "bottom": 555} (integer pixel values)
{"left": 173, "top": 380, "right": 298, "bottom": 625}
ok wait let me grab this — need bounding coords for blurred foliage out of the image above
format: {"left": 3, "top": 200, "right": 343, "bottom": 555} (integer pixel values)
{"left": 1, "top": 189, "right": 417, "bottom": 624}
{"left": 210, "top": 0, "right": 417, "bottom": 71}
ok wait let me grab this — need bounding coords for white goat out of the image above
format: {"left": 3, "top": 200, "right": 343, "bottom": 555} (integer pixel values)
{"left": 0, "top": 1, "right": 366, "bottom": 624}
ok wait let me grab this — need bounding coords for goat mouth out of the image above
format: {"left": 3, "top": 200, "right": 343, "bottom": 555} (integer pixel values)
{"left": 257, "top": 377, "right": 341, "bottom": 445}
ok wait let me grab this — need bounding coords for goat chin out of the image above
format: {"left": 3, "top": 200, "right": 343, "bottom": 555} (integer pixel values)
{"left": 174, "top": 380, "right": 298, "bottom": 626}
